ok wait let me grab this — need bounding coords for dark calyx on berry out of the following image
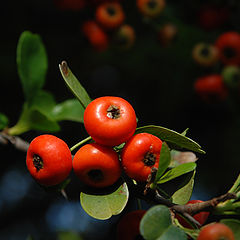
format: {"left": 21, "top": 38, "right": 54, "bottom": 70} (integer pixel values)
{"left": 107, "top": 105, "right": 121, "bottom": 119}
{"left": 143, "top": 152, "right": 156, "bottom": 166}
{"left": 87, "top": 169, "right": 104, "bottom": 182}
{"left": 200, "top": 46, "right": 210, "bottom": 57}
{"left": 106, "top": 6, "right": 116, "bottom": 16}
{"left": 33, "top": 154, "right": 43, "bottom": 171}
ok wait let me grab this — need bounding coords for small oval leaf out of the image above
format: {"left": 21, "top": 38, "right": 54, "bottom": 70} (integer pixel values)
{"left": 157, "top": 225, "right": 187, "bottom": 240}
{"left": 154, "top": 142, "right": 171, "bottom": 184}
{"left": 158, "top": 163, "right": 196, "bottom": 184}
{"left": 172, "top": 171, "right": 195, "bottom": 205}
{"left": 51, "top": 99, "right": 84, "bottom": 123}
{"left": 0, "top": 113, "right": 9, "bottom": 130}
{"left": 140, "top": 205, "right": 172, "bottom": 240}
{"left": 80, "top": 183, "right": 129, "bottom": 220}
{"left": 136, "top": 125, "right": 205, "bottom": 154}
{"left": 17, "top": 31, "right": 48, "bottom": 103}
{"left": 59, "top": 61, "right": 92, "bottom": 109}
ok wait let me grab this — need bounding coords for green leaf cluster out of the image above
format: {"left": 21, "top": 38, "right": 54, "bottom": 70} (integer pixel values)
{"left": 8, "top": 31, "right": 90, "bottom": 135}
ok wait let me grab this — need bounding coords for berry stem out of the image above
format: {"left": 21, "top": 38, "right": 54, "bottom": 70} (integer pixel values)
{"left": 70, "top": 136, "right": 92, "bottom": 152}
{"left": 228, "top": 173, "right": 240, "bottom": 194}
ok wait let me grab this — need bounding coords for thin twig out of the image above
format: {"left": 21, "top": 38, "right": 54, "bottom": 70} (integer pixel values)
{"left": 0, "top": 132, "right": 29, "bottom": 152}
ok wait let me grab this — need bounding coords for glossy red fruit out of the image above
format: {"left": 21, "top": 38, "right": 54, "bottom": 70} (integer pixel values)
{"left": 95, "top": 2, "right": 125, "bottom": 30}
{"left": 137, "top": 0, "right": 165, "bottom": 18}
{"left": 194, "top": 74, "right": 228, "bottom": 102}
{"left": 121, "top": 133, "right": 162, "bottom": 182}
{"left": 84, "top": 96, "right": 137, "bottom": 147}
{"left": 197, "top": 223, "right": 235, "bottom": 240}
{"left": 192, "top": 43, "right": 219, "bottom": 67}
{"left": 176, "top": 200, "right": 210, "bottom": 229}
{"left": 82, "top": 20, "right": 108, "bottom": 51}
{"left": 72, "top": 143, "right": 121, "bottom": 188}
{"left": 26, "top": 135, "right": 72, "bottom": 186}
{"left": 215, "top": 32, "right": 240, "bottom": 66}
{"left": 116, "top": 210, "right": 146, "bottom": 240}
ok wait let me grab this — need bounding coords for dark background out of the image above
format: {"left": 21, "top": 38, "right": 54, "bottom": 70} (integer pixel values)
{"left": 0, "top": 0, "right": 240, "bottom": 239}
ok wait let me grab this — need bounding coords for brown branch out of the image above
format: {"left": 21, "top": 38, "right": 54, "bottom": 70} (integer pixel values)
{"left": 0, "top": 132, "right": 29, "bottom": 152}
{"left": 172, "top": 192, "right": 237, "bottom": 216}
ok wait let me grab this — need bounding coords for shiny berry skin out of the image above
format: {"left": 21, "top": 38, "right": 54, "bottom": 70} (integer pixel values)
{"left": 95, "top": 2, "right": 125, "bottom": 30}
{"left": 26, "top": 134, "right": 72, "bottom": 186}
{"left": 215, "top": 32, "right": 240, "bottom": 66}
{"left": 176, "top": 200, "right": 210, "bottom": 229}
{"left": 116, "top": 210, "right": 146, "bottom": 240}
{"left": 194, "top": 74, "right": 228, "bottom": 102}
{"left": 114, "top": 24, "right": 136, "bottom": 49}
{"left": 197, "top": 223, "right": 235, "bottom": 240}
{"left": 121, "top": 133, "right": 162, "bottom": 182}
{"left": 192, "top": 43, "right": 219, "bottom": 67}
{"left": 137, "top": 0, "right": 165, "bottom": 18}
{"left": 82, "top": 20, "right": 108, "bottom": 51}
{"left": 72, "top": 143, "right": 121, "bottom": 188}
{"left": 84, "top": 96, "right": 137, "bottom": 147}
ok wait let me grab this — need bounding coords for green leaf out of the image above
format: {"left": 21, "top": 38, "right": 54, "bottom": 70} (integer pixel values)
{"left": 157, "top": 171, "right": 195, "bottom": 199}
{"left": 220, "top": 219, "right": 240, "bottom": 240}
{"left": 17, "top": 31, "right": 48, "bottom": 103}
{"left": 154, "top": 142, "right": 171, "bottom": 184}
{"left": 30, "top": 90, "right": 57, "bottom": 117}
{"left": 0, "top": 113, "right": 9, "bottom": 130}
{"left": 158, "top": 163, "right": 196, "bottom": 184}
{"left": 156, "top": 225, "right": 187, "bottom": 240}
{"left": 59, "top": 61, "right": 91, "bottom": 109}
{"left": 140, "top": 205, "right": 187, "bottom": 240}
{"left": 172, "top": 170, "right": 195, "bottom": 205}
{"left": 8, "top": 103, "right": 60, "bottom": 135}
{"left": 136, "top": 125, "right": 205, "bottom": 154}
{"left": 80, "top": 183, "right": 129, "bottom": 220}
{"left": 51, "top": 99, "right": 84, "bottom": 123}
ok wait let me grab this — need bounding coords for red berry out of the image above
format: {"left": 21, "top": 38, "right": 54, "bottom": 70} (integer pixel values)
{"left": 197, "top": 223, "right": 235, "bottom": 240}
{"left": 82, "top": 20, "right": 109, "bottom": 51}
{"left": 192, "top": 43, "right": 219, "bottom": 67}
{"left": 95, "top": 2, "right": 125, "bottom": 30}
{"left": 121, "top": 133, "right": 162, "bottom": 182}
{"left": 137, "top": 0, "right": 165, "bottom": 18}
{"left": 26, "top": 134, "right": 72, "bottom": 186}
{"left": 215, "top": 32, "right": 240, "bottom": 66}
{"left": 194, "top": 74, "right": 228, "bottom": 102}
{"left": 84, "top": 96, "right": 137, "bottom": 147}
{"left": 53, "top": 0, "right": 86, "bottom": 11}
{"left": 197, "top": 5, "right": 229, "bottom": 31}
{"left": 157, "top": 23, "right": 178, "bottom": 47}
{"left": 116, "top": 210, "right": 146, "bottom": 240}
{"left": 73, "top": 143, "right": 121, "bottom": 188}
{"left": 114, "top": 24, "right": 136, "bottom": 49}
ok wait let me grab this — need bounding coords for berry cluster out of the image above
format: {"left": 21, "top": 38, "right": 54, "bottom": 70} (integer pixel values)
{"left": 26, "top": 96, "right": 163, "bottom": 189}
{"left": 193, "top": 31, "right": 240, "bottom": 103}
{"left": 53, "top": 0, "right": 168, "bottom": 51}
